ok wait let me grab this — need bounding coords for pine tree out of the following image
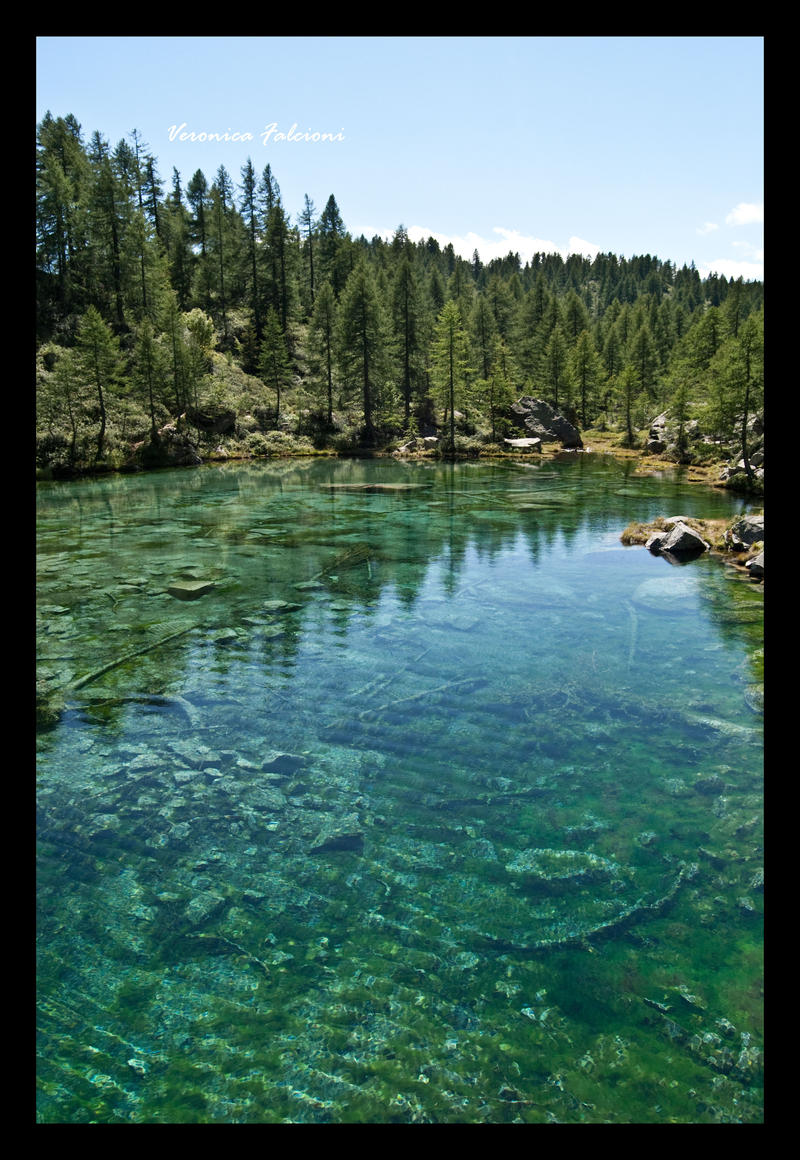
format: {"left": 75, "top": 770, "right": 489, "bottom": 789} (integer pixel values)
{"left": 162, "top": 169, "right": 194, "bottom": 311}
{"left": 258, "top": 309, "right": 292, "bottom": 426}
{"left": 628, "top": 321, "right": 659, "bottom": 402}
{"left": 706, "top": 309, "right": 764, "bottom": 478}
{"left": 36, "top": 112, "right": 92, "bottom": 327}
{"left": 562, "top": 288, "right": 591, "bottom": 343}
{"left": 160, "top": 291, "right": 190, "bottom": 415}
{"left": 133, "top": 317, "right": 164, "bottom": 438}
{"left": 208, "top": 166, "right": 234, "bottom": 343}
{"left": 337, "top": 260, "right": 390, "bottom": 443}
{"left": 86, "top": 131, "right": 127, "bottom": 328}
{"left": 240, "top": 158, "right": 263, "bottom": 342}
{"left": 265, "top": 203, "right": 293, "bottom": 333}
{"left": 391, "top": 253, "right": 422, "bottom": 425}
{"left": 543, "top": 325, "right": 568, "bottom": 411}
{"left": 615, "top": 363, "right": 640, "bottom": 447}
{"left": 471, "top": 294, "right": 498, "bottom": 382}
{"left": 75, "top": 305, "right": 128, "bottom": 460}
{"left": 568, "top": 330, "right": 602, "bottom": 428}
{"left": 299, "top": 194, "right": 317, "bottom": 311}
{"left": 318, "top": 194, "right": 346, "bottom": 296}
{"left": 482, "top": 335, "right": 517, "bottom": 442}
{"left": 309, "top": 281, "right": 339, "bottom": 426}
{"left": 431, "top": 300, "right": 472, "bottom": 452}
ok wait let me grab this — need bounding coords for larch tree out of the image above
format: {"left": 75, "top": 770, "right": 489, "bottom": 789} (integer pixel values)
{"left": 299, "top": 194, "right": 317, "bottom": 311}
{"left": 431, "top": 299, "right": 472, "bottom": 452}
{"left": 337, "top": 259, "right": 390, "bottom": 444}
{"left": 240, "top": 158, "right": 263, "bottom": 342}
{"left": 391, "top": 253, "right": 422, "bottom": 425}
{"left": 75, "top": 305, "right": 128, "bottom": 461}
{"left": 318, "top": 194, "right": 347, "bottom": 297}
{"left": 308, "top": 281, "right": 338, "bottom": 426}
{"left": 133, "top": 317, "right": 164, "bottom": 439}
{"left": 567, "top": 330, "right": 602, "bottom": 428}
{"left": 258, "top": 308, "right": 292, "bottom": 426}
{"left": 543, "top": 324, "right": 568, "bottom": 412}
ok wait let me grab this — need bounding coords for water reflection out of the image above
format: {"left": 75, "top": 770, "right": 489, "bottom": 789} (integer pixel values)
{"left": 37, "top": 457, "right": 762, "bottom": 1124}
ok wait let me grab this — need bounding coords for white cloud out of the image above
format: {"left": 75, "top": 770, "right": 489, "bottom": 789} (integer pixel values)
{"left": 696, "top": 221, "right": 719, "bottom": 235}
{"left": 725, "top": 202, "right": 764, "bottom": 226}
{"left": 732, "top": 241, "right": 764, "bottom": 257}
{"left": 567, "top": 235, "right": 601, "bottom": 259}
{"left": 697, "top": 257, "right": 764, "bottom": 281}
{"left": 368, "top": 225, "right": 600, "bottom": 266}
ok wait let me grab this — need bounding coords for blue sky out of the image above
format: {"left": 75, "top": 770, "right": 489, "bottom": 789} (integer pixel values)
{"left": 36, "top": 36, "right": 764, "bottom": 280}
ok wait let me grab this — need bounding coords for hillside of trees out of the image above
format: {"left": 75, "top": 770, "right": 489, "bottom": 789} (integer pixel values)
{"left": 36, "top": 112, "right": 764, "bottom": 485}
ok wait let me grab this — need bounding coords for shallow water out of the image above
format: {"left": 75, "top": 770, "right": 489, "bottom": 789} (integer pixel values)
{"left": 36, "top": 455, "right": 763, "bottom": 1123}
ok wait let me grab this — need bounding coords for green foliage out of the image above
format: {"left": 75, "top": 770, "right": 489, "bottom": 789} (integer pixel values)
{"left": 258, "top": 308, "right": 292, "bottom": 423}
{"left": 568, "top": 330, "right": 603, "bottom": 428}
{"left": 614, "top": 364, "right": 641, "bottom": 447}
{"left": 337, "top": 259, "right": 392, "bottom": 443}
{"left": 35, "top": 113, "right": 764, "bottom": 471}
{"left": 430, "top": 300, "right": 473, "bottom": 451}
{"left": 244, "top": 430, "right": 316, "bottom": 457}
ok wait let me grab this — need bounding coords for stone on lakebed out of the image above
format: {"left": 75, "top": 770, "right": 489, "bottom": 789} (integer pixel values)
{"left": 167, "top": 579, "right": 216, "bottom": 600}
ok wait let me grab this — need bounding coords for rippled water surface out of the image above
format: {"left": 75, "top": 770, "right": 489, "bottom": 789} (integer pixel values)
{"left": 36, "top": 455, "right": 764, "bottom": 1123}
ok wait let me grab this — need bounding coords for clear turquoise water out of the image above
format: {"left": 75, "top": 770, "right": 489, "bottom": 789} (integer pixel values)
{"left": 36, "top": 455, "right": 763, "bottom": 1123}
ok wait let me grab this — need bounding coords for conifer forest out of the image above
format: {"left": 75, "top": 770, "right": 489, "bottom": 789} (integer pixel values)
{"left": 36, "top": 111, "right": 764, "bottom": 479}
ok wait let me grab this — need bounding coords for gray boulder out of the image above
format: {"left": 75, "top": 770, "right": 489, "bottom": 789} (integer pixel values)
{"left": 509, "top": 397, "right": 583, "bottom": 448}
{"left": 125, "top": 425, "right": 202, "bottom": 470}
{"left": 186, "top": 407, "right": 236, "bottom": 435}
{"left": 745, "top": 551, "right": 764, "bottom": 579}
{"left": 725, "top": 514, "right": 764, "bottom": 551}
{"left": 647, "top": 521, "right": 709, "bottom": 557}
{"left": 647, "top": 410, "right": 702, "bottom": 454}
{"left": 503, "top": 436, "right": 542, "bottom": 451}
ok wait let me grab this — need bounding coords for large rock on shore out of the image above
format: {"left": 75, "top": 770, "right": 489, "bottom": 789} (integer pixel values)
{"left": 125, "top": 425, "right": 202, "bottom": 470}
{"left": 508, "top": 397, "right": 583, "bottom": 448}
{"left": 186, "top": 407, "right": 236, "bottom": 435}
{"left": 725, "top": 514, "right": 764, "bottom": 551}
{"left": 647, "top": 519, "right": 710, "bottom": 558}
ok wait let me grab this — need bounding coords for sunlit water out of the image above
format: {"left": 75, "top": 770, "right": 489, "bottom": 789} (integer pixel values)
{"left": 36, "top": 455, "right": 763, "bottom": 1123}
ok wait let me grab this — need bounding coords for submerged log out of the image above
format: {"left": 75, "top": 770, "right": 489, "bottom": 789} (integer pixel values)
{"left": 69, "top": 625, "right": 197, "bottom": 691}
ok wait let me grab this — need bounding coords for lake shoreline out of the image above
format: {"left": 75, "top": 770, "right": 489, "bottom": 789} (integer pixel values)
{"left": 35, "top": 431, "right": 759, "bottom": 494}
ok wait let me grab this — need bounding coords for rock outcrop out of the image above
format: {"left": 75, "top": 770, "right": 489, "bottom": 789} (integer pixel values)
{"left": 725, "top": 514, "right": 764, "bottom": 551}
{"left": 185, "top": 407, "right": 236, "bottom": 435}
{"left": 623, "top": 512, "right": 764, "bottom": 581}
{"left": 647, "top": 409, "right": 764, "bottom": 492}
{"left": 125, "top": 425, "right": 202, "bottom": 470}
{"left": 508, "top": 397, "right": 583, "bottom": 448}
{"left": 503, "top": 437, "right": 542, "bottom": 451}
{"left": 646, "top": 518, "right": 710, "bottom": 559}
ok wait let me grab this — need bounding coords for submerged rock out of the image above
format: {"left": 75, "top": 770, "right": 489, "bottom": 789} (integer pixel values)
{"left": 167, "top": 579, "right": 216, "bottom": 601}
{"left": 632, "top": 574, "right": 701, "bottom": 612}
{"left": 262, "top": 600, "right": 301, "bottom": 613}
{"left": 505, "top": 847, "right": 621, "bottom": 883}
{"left": 309, "top": 813, "right": 365, "bottom": 854}
{"left": 262, "top": 751, "right": 307, "bottom": 775}
{"left": 183, "top": 891, "right": 227, "bottom": 926}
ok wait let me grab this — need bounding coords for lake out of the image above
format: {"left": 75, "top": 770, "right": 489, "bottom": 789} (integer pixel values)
{"left": 36, "top": 454, "right": 764, "bottom": 1123}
